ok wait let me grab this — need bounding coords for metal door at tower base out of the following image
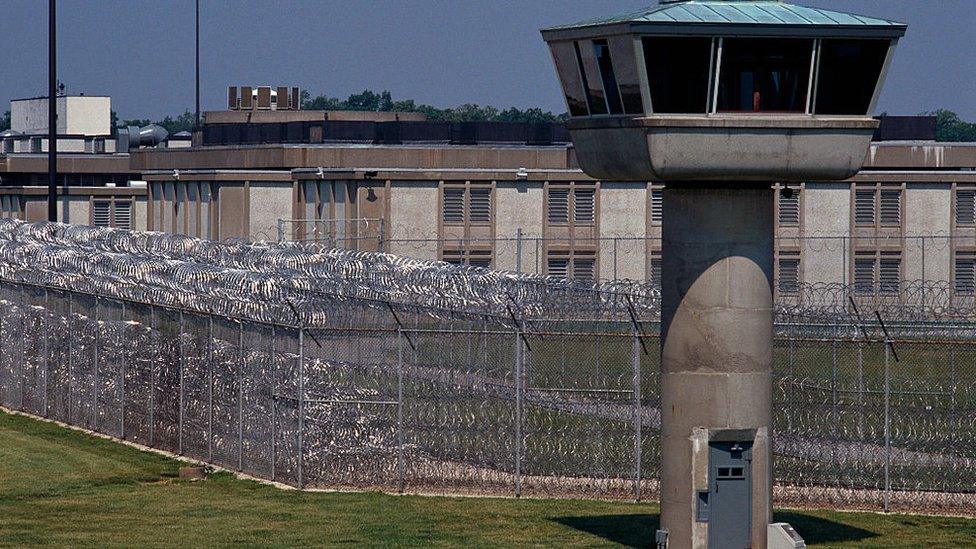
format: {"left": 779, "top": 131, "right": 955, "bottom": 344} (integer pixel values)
{"left": 708, "top": 440, "right": 753, "bottom": 549}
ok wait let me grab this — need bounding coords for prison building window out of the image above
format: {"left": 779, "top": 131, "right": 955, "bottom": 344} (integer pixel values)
{"left": 92, "top": 198, "right": 133, "bottom": 230}
{"left": 92, "top": 200, "right": 111, "bottom": 227}
{"left": 643, "top": 37, "right": 713, "bottom": 113}
{"left": 854, "top": 188, "right": 876, "bottom": 225}
{"left": 649, "top": 253, "right": 662, "bottom": 286}
{"left": 1, "top": 195, "right": 23, "bottom": 219}
{"left": 442, "top": 183, "right": 493, "bottom": 226}
{"left": 879, "top": 252, "right": 901, "bottom": 294}
{"left": 956, "top": 188, "right": 976, "bottom": 226}
{"left": 955, "top": 252, "right": 976, "bottom": 294}
{"left": 650, "top": 189, "right": 663, "bottom": 225}
{"left": 777, "top": 252, "right": 801, "bottom": 294}
{"left": 592, "top": 39, "right": 624, "bottom": 115}
{"left": 546, "top": 182, "right": 596, "bottom": 227}
{"left": 547, "top": 255, "right": 569, "bottom": 279}
{"left": 574, "top": 253, "right": 596, "bottom": 283}
{"left": 547, "top": 250, "right": 597, "bottom": 282}
{"left": 298, "top": 180, "right": 356, "bottom": 243}
{"left": 879, "top": 189, "right": 901, "bottom": 225}
{"left": 777, "top": 186, "right": 800, "bottom": 226}
{"left": 442, "top": 248, "right": 493, "bottom": 269}
{"left": 853, "top": 254, "right": 876, "bottom": 294}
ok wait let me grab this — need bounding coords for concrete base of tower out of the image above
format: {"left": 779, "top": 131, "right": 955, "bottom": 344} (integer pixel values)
{"left": 658, "top": 184, "right": 775, "bottom": 549}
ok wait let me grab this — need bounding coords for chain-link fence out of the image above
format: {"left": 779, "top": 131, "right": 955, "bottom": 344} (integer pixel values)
{"left": 0, "top": 219, "right": 974, "bottom": 514}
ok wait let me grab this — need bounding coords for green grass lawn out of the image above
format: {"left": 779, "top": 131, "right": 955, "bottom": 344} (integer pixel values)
{"left": 2, "top": 410, "right": 976, "bottom": 548}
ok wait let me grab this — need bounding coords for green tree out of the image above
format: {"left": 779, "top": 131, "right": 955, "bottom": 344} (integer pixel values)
{"left": 930, "top": 109, "right": 976, "bottom": 142}
{"left": 300, "top": 88, "right": 567, "bottom": 122}
{"left": 0, "top": 110, "right": 10, "bottom": 132}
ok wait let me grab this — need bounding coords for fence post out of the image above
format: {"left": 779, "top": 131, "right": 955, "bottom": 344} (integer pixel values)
{"left": 20, "top": 286, "right": 26, "bottom": 411}
{"left": 515, "top": 228, "right": 523, "bottom": 274}
{"left": 378, "top": 218, "right": 386, "bottom": 253}
{"left": 831, "top": 339, "right": 838, "bottom": 426}
{"left": 149, "top": 305, "right": 155, "bottom": 447}
{"left": 208, "top": 315, "right": 214, "bottom": 462}
{"left": 67, "top": 292, "right": 73, "bottom": 424}
{"left": 43, "top": 288, "right": 50, "bottom": 418}
{"left": 93, "top": 296, "right": 99, "bottom": 431}
{"left": 121, "top": 301, "right": 127, "bottom": 440}
{"left": 632, "top": 323, "right": 642, "bottom": 502}
{"left": 857, "top": 342, "right": 864, "bottom": 441}
{"left": 271, "top": 325, "right": 277, "bottom": 482}
{"left": 178, "top": 310, "right": 184, "bottom": 456}
{"left": 613, "top": 237, "right": 619, "bottom": 280}
{"left": 514, "top": 330, "right": 523, "bottom": 498}
{"left": 397, "top": 327, "right": 405, "bottom": 494}
{"left": 277, "top": 218, "right": 285, "bottom": 244}
{"left": 238, "top": 321, "right": 244, "bottom": 472}
{"left": 883, "top": 340, "right": 891, "bottom": 512}
{"left": 297, "top": 326, "right": 305, "bottom": 489}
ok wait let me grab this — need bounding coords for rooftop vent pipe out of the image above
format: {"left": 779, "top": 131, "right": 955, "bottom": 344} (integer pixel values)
{"left": 118, "top": 124, "right": 169, "bottom": 150}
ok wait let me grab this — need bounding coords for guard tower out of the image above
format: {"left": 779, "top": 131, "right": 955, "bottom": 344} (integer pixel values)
{"left": 541, "top": 2, "right": 905, "bottom": 547}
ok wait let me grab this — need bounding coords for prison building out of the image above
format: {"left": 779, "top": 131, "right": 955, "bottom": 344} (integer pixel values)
{"left": 125, "top": 108, "right": 973, "bottom": 289}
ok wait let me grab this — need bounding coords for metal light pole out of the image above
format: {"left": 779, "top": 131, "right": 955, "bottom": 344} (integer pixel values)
{"left": 47, "top": 0, "right": 57, "bottom": 222}
{"left": 195, "top": 0, "right": 200, "bottom": 128}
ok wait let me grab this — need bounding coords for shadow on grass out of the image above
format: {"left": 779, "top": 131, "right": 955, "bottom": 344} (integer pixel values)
{"left": 554, "top": 511, "right": 877, "bottom": 547}
{"left": 553, "top": 513, "right": 658, "bottom": 548}
{"left": 775, "top": 511, "right": 878, "bottom": 545}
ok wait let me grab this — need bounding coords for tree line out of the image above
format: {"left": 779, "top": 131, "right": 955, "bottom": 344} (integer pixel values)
{"left": 4, "top": 101, "right": 976, "bottom": 141}
{"left": 300, "top": 89, "right": 568, "bottom": 123}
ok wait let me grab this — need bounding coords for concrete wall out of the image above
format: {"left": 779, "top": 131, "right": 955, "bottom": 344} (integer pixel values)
{"left": 248, "top": 181, "right": 292, "bottom": 241}
{"left": 494, "top": 181, "right": 543, "bottom": 272}
{"left": 134, "top": 197, "right": 148, "bottom": 232}
{"left": 599, "top": 182, "right": 646, "bottom": 280}
{"left": 65, "top": 97, "right": 111, "bottom": 136}
{"left": 388, "top": 180, "right": 439, "bottom": 261}
{"left": 904, "top": 183, "right": 952, "bottom": 281}
{"left": 11, "top": 96, "right": 111, "bottom": 136}
{"left": 802, "top": 182, "right": 851, "bottom": 285}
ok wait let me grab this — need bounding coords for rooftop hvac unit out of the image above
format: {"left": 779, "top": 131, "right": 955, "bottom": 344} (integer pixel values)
{"left": 256, "top": 87, "right": 272, "bottom": 110}
{"left": 240, "top": 86, "right": 253, "bottom": 109}
{"left": 276, "top": 87, "right": 289, "bottom": 110}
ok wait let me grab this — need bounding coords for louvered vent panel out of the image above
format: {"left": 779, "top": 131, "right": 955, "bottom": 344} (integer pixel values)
{"left": 955, "top": 255, "right": 976, "bottom": 294}
{"left": 854, "top": 190, "right": 875, "bottom": 225}
{"left": 650, "top": 190, "right": 663, "bottom": 224}
{"left": 778, "top": 257, "right": 800, "bottom": 293}
{"left": 442, "top": 188, "right": 464, "bottom": 223}
{"left": 879, "top": 190, "right": 901, "bottom": 225}
{"left": 113, "top": 201, "right": 132, "bottom": 230}
{"left": 92, "top": 200, "right": 111, "bottom": 227}
{"left": 574, "top": 188, "right": 595, "bottom": 224}
{"left": 957, "top": 190, "right": 976, "bottom": 225}
{"left": 778, "top": 190, "right": 800, "bottom": 225}
{"left": 548, "top": 188, "right": 569, "bottom": 224}
{"left": 469, "top": 188, "right": 491, "bottom": 223}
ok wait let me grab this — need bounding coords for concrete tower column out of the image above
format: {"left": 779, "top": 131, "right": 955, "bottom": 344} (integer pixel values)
{"left": 659, "top": 184, "right": 774, "bottom": 548}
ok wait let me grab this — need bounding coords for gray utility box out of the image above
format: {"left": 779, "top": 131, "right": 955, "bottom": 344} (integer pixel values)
{"left": 768, "top": 523, "right": 806, "bottom": 549}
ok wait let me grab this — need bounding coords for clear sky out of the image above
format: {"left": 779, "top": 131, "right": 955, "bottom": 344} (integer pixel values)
{"left": 1, "top": 0, "right": 973, "bottom": 121}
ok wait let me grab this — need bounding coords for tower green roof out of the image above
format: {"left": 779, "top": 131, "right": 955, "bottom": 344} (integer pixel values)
{"left": 542, "top": 0, "right": 907, "bottom": 37}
